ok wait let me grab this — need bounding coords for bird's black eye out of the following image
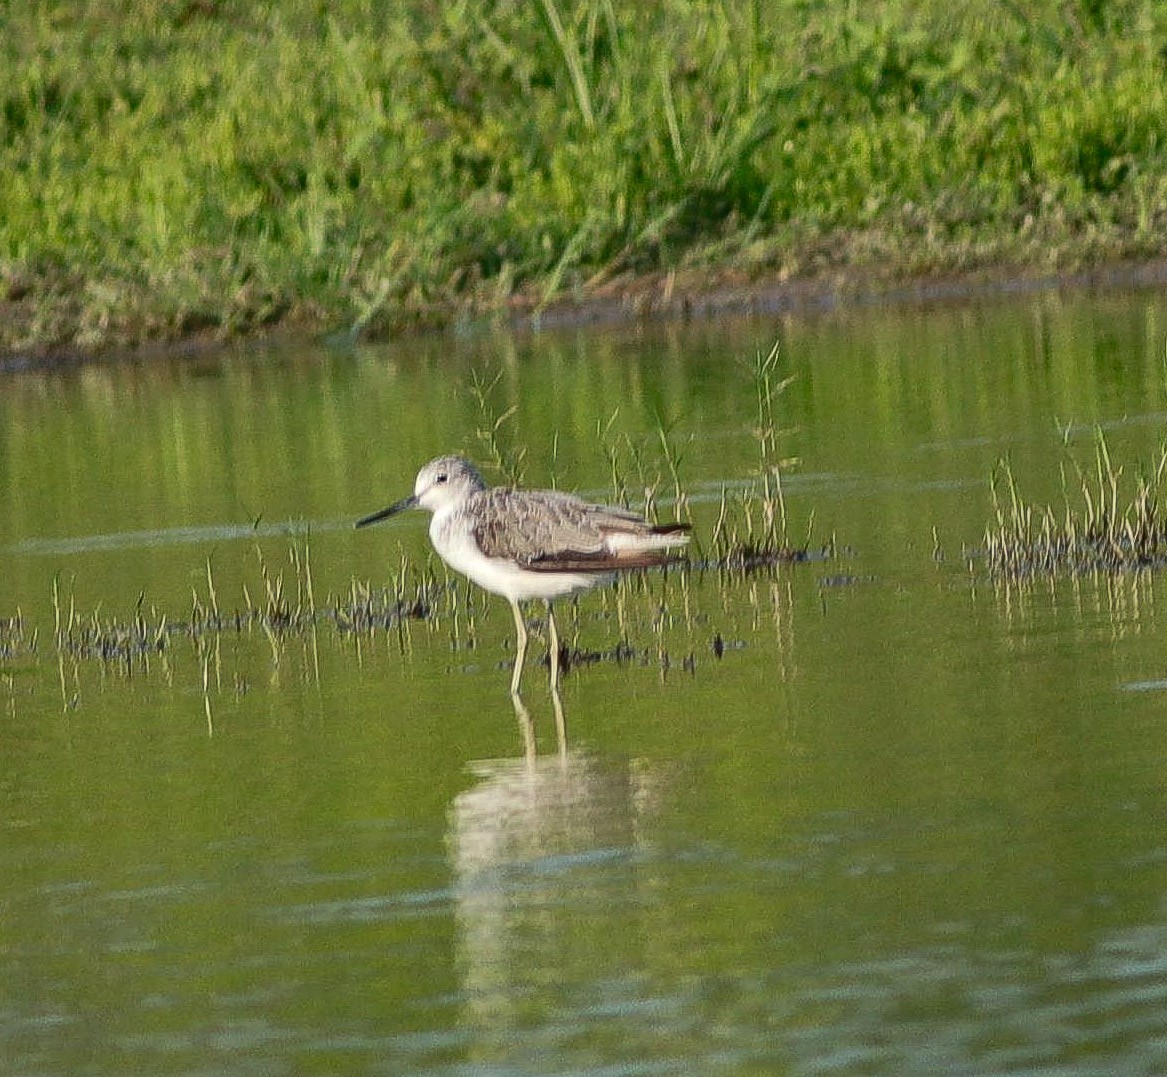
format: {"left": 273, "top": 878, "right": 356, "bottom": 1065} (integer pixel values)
{"left": 436, "top": 473, "right": 448, "bottom": 484}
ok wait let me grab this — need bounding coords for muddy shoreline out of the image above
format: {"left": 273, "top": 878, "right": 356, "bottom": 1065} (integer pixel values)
{"left": 6, "top": 258, "right": 1167, "bottom": 375}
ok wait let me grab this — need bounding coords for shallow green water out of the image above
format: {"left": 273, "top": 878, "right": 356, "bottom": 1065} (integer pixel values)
{"left": 5, "top": 290, "right": 1167, "bottom": 1073}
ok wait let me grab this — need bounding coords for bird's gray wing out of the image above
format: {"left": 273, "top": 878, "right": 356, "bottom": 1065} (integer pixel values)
{"left": 471, "top": 489, "right": 682, "bottom": 572}
{"left": 469, "top": 489, "right": 608, "bottom": 560}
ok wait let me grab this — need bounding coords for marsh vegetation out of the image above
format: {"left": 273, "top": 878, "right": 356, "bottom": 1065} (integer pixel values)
{"left": 4, "top": 1, "right": 1167, "bottom": 357}
{"left": 984, "top": 435, "right": 1167, "bottom": 578}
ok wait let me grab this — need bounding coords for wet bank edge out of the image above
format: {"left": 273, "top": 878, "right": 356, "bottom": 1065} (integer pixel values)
{"left": 5, "top": 258, "right": 1167, "bottom": 375}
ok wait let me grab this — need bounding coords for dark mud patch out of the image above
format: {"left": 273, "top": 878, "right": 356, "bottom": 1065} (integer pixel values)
{"left": 507, "top": 258, "right": 1167, "bottom": 335}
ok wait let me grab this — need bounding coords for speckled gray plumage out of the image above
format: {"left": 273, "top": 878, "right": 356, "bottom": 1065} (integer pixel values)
{"left": 467, "top": 486, "right": 684, "bottom": 569}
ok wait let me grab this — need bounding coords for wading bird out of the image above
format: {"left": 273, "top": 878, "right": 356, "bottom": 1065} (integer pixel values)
{"left": 356, "top": 455, "right": 690, "bottom": 731}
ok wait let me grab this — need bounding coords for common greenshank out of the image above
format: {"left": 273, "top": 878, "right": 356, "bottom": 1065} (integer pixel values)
{"left": 356, "top": 455, "right": 690, "bottom": 707}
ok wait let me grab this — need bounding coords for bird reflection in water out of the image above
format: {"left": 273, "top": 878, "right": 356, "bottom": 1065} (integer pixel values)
{"left": 447, "top": 746, "right": 666, "bottom": 1042}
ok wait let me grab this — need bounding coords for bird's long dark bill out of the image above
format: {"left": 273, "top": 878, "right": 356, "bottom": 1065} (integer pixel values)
{"left": 355, "top": 495, "right": 418, "bottom": 529}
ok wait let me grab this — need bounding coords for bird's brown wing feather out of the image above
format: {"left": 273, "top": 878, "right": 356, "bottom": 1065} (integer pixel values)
{"left": 523, "top": 548, "right": 683, "bottom": 573}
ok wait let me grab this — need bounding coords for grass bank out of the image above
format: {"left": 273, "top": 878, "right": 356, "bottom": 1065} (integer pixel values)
{"left": 4, "top": 1, "right": 1167, "bottom": 360}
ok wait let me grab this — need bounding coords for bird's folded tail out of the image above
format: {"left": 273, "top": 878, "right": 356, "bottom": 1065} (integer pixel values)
{"left": 649, "top": 522, "right": 692, "bottom": 538}
{"left": 525, "top": 521, "right": 691, "bottom": 573}
{"left": 523, "top": 549, "right": 688, "bottom": 573}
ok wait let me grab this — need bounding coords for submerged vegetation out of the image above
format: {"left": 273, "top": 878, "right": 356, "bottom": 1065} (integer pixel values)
{"left": 709, "top": 341, "right": 815, "bottom": 571}
{"left": 27, "top": 523, "right": 796, "bottom": 701}
{"left": 48, "top": 550, "right": 441, "bottom": 674}
{"left": 984, "top": 434, "right": 1167, "bottom": 577}
{"left": 4, "top": 1, "right": 1167, "bottom": 357}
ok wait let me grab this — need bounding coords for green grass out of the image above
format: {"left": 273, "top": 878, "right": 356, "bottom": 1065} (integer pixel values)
{"left": 4, "top": 0, "right": 1167, "bottom": 356}
{"left": 984, "top": 434, "right": 1167, "bottom": 577}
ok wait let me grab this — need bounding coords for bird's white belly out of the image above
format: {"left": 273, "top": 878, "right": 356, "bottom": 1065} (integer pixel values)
{"left": 430, "top": 511, "right": 602, "bottom": 602}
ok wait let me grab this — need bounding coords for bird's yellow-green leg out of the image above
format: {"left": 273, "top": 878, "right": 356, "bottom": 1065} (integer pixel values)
{"left": 509, "top": 599, "right": 529, "bottom": 698}
{"left": 509, "top": 599, "right": 537, "bottom": 759}
{"left": 546, "top": 601, "right": 568, "bottom": 755}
